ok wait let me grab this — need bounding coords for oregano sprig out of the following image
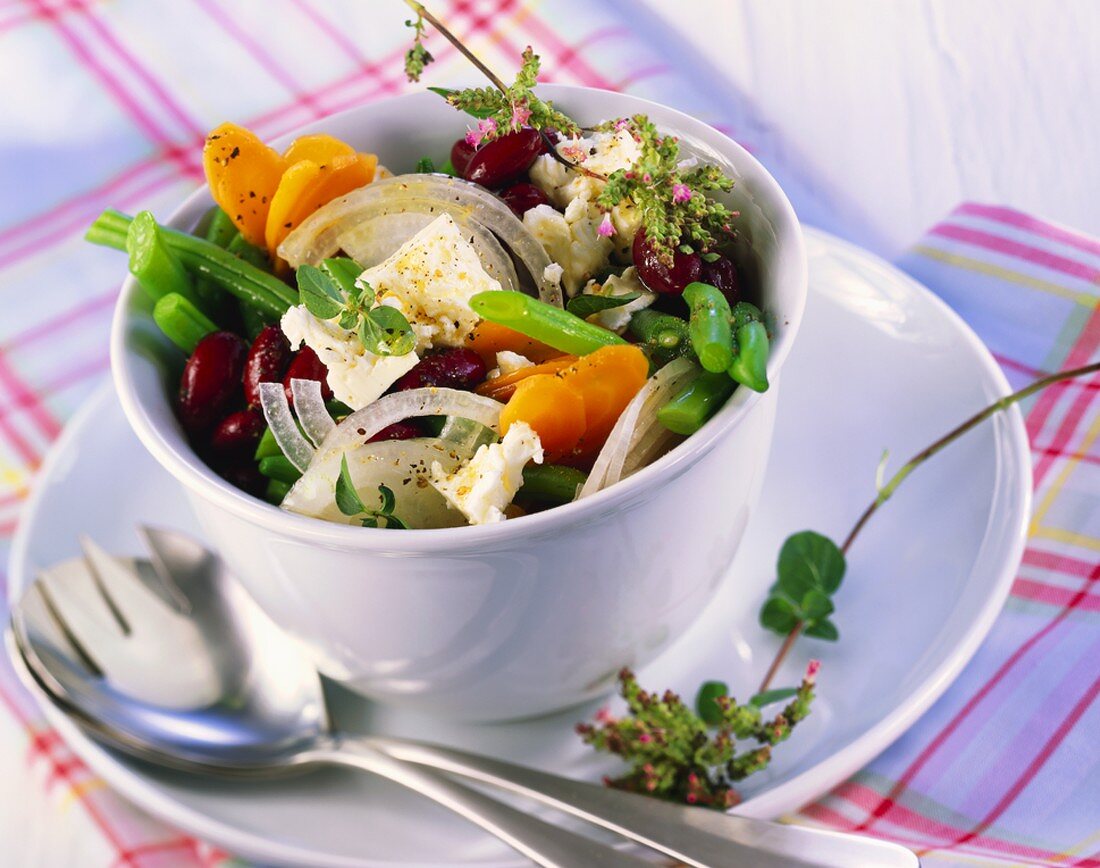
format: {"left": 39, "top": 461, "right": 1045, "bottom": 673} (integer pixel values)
{"left": 403, "top": 7, "right": 434, "bottom": 82}
{"left": 596, "top": 115, "right": 739, "bottom": 260}
{"left": 755, "top": 360, "right": 1100, "bottom": 693}
{"left": 335, "top": 454, "right": 408, "bottom": 529}
{"left": 297, "top": 258, "right": 415, "bottom": 357}
{"left": 577, "top": 663, "right": 818, "bottom": 809}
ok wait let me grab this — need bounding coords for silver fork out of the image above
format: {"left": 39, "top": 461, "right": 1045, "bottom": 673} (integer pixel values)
{"left": 9, "top": 527, "right": 918, "bottom": 868}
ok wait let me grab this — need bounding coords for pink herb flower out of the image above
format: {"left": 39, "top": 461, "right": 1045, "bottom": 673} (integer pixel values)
{"left": 672, "top": 183, "right": 693, "bottom": 204}
{"left": 597, "top": 212, "right": 615, "bottom": 238}
{"left": 638, "top": 733, "right": 652, "bottom": 744}
{"left": 642, "top": 172, "right": 652, "bottom": 184}
{"left": 465, "top": 117, "right": 499, "bottom": 147}
{"left": 560, "top": 141, "right": 587, "bottom": 162}
{"left": 511, "top": 102, "right": 532, "bottom": 129}
{"left": 806, "top": 659, "right": 821, "bottom": 683}
{"left": 594, "top": 706, "right": 616, "bottom": 724}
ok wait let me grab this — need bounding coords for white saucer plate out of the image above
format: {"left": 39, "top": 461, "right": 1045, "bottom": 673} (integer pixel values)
{"left": 8, "top": 229, "right": 1031, "bottom": 866}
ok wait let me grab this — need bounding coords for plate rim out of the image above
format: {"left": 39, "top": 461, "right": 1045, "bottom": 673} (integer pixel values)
{"left": 5, "top": 226, "right": 1032, "bottom": 864}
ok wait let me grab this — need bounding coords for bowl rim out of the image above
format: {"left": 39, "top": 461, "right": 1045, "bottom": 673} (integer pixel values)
{"left": 110, "top": 83, "right": 807, "bottom": 551}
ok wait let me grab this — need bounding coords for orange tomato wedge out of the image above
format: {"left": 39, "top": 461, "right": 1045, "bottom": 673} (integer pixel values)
{"left": 500, "top": 376, "right": 586, "bottom": 461}
{"left": 498, "top": 345, "right": 649, "bottom": 465}
{"left": 264, "top": 152, "right": 378, "bottom": 257}
{"left": 281, "top": 133, "right": 356, "bottom": 166}
{"left": 202, "top": 123, "right": 286, "bottom": 246}
{"left": 466, "top": 321, "right": 562, "bottom": 366}
{"left": 475, "top": 355, "right": 577, "bottom": 401}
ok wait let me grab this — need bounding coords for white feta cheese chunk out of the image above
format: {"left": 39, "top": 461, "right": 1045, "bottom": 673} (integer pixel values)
{"left": 495, "top": 351, "right": 534, "bottom": 376}
{"left": 357, "top": 213, "right": 501, "bottom": 353}
{"left": 281, "top": 305, "right": 418, "bottom": 411}
{"left": 580, "top": 267, "right": 657, "bottom": 333}
{"left": 524, "top": 201, "right": 613, "bottom": 297}
{"left": 429, "top": 422, "right": 544, "bottom": 525}
{"left": 529, "top": 129, "right": 643, "bottom": 208}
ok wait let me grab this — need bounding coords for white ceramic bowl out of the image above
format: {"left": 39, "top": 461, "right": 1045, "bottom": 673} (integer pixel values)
{"left": 111, "top": 85, "right": 807, "bottom": 721}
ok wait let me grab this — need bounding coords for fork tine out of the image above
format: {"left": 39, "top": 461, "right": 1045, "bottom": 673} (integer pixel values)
{"left": 135, "top": 526, "right": 194, "bottom": 615}
{"left": 78, "top": 535, "right": 131, "bottom": 636}
{"left": 23, "top": 580, "right": 105, "bottom": 678}
{"left": 79, "top": 536, "right": 182, "bottom": 633}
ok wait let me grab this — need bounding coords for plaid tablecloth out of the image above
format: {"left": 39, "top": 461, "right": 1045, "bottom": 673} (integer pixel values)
{"left": 1, "top": 2, "right": 1097, "bottom": 865}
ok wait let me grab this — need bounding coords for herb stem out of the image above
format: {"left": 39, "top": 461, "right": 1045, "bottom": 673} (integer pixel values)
{"left": 756, "top": 360, "right": 1100, "bottom": 693}
{"left": 404, "top": 0, "right": 509, "bottom": 92}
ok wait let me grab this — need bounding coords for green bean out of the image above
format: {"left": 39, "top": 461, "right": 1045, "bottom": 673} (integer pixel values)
{"left": 657, "top": 371, "right": 735, "bottom": 435}
{"left": 203, "top": 207, "right": 239, "bottom": 249}
{"left": 728, "top": 321, "right": 770, "bottom": 393}
{"left": 84, "top": 208, "right": 130, "bottom": 250}
{"left": 152, "top": 293, "right": 217, "bottom": 353}
{"left": 520, "top": 464, "right": 588, "bottom": 505}
{"left": 227, "top": 232, "right": 270, "bottom": 271}
{"left": 627, "top": 309, "right": 690, "bottom": 366}
{"left": 258, "top": 455, "right": 303, "bottom": 485}
{"left": 683, "top": 282, "right": 733, "bottom": 373}
{"left": 193, "top": 207, "right": 241, "bottom": 317}
{"left": 265, "top": 479, "right": 292, "bottom": 504}
{"left": 239, "top": 302, "right": 272, "bottom": 341}
{"left": 730, "top": 301, "right": 764, "bottom": 331}
{"left": 470, "top": 291, "right": 626, "bottom": 355}
{"left": 126, "top": 211, "right": 198, "bottom": 305}
{"left": 88, "top": 209, "right": 296, "bottom": 318}
{"left": 254, "top": 427, "right": 282, "bottom": 461}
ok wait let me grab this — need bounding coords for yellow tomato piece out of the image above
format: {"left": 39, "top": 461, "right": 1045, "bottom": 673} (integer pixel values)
{"left": 202, "top": 123, "right": 285, "bottom": 247}
{"left": 281, "top": 133, "right": 356, "bottom": 166}
{"left": 500, "top": 375, "right": 586, "bottom": 462}
{"left": 265, "top": 152, "right": 378, "bottom": 257}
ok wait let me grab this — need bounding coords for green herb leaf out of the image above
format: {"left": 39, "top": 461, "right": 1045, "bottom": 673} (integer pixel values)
{"left": 404, "top": 13, "right": 434, "bottom": 82}
{"left": 800, "top": 588, "right": 834, "bottom": 621}
{"left": 566, "top": 292, "right": 641, "bottom": 320}
{"left": 804, "top": 618, "right": 839, "bottom": 641}
{"left": 749, "top": 687, "right": 799, "bottom": 708}
{"left": 439, "top": 158, "right": 458, "bottom": 177}
{"left": 777, "top": 531, "right": 846, "bottom": 596}
{"left": 415, "top": 156, "right": 436, "bottom": 174}
{"left": 760, "top": 596, "right": 800, "bottom": 635}
{"left": 320, "top": 257, "right": 363, "bottom": 298}
{"left": 297, "top": 264, "right": 343, "bottom": 320}
{"left": 361, "top": 306, "right": 416, "bottom": 356}
{"left": 338, "top": 310, "right": 359, "bottom": 331}
{"left": 335, "top": 454, "right": 369, "bottom": 516}
{"left": 694, "top": 680, "right": 728, "bottom": 726}
{"left": 361, "top": 516, "right": 378, "bottom": 528}
{"left": 377, "top": 483, "right": 396, "bottom": 515}
{"left": 379, "top": 513, "right": 408, "bottom": 530}
{"left": 355, "top": 277, "right": 376, "bottom": 308}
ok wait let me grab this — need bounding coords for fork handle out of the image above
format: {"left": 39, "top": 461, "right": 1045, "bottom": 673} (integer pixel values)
{"left": 310, "top": 737, "right": 648, "bottom": 867}
{"left": 369, "top": 738, "right": 919, "bottom": 868}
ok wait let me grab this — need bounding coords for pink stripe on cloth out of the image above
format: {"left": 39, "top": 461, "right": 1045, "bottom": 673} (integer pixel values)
{"left": 1012, "top": 578, "right": 1100, "bottom": 611}
{"left": 831, "top": 780, "right": 1100, "bottom": 866}
{"left": 930, "top": 223, "right": 1100, "bottom": 284}
{"left": 1022, "top": 547, "right": 1100, "bottom": 580}
{"left": 957, "top": 203, "right": 1100, "bottom": 258}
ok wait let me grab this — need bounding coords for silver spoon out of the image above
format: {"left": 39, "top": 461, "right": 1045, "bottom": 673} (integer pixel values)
{"left": 9, "top": 526, "right": 918, "bottom": 867}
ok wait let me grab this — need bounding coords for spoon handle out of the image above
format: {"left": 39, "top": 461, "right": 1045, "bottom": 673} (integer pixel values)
{"left": 312, "top": 737, "right": 648, "bottom": 867}
{"left": 369, "top": 738, "right": 920, "bottom": 868}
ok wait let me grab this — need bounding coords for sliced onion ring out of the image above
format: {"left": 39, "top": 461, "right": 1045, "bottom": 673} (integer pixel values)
{"left": 290, "top": 378, "right": 335, "bottom": 448}
{"left": 316, "top": 387, "right": 505, "bottom": 455}
{"left": 259, "top": 382, "right": 315, "bottom": 473}
{"left": 278, "top": 174, "right": 560, "bottom": 307}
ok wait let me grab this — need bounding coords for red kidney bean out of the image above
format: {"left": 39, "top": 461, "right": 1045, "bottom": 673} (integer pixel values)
{"left": 210, "top": 408, "right": 264, "bottom": 457}
{"left": 450, "top": 138, "right": 477, "bottom": 177}
{"left": 244, "top": 325, "right": 292, "bottom": 408}
{"left": 700, "top": 256, "right": 741, "bottom": 305}
{"left": 217, "top": 459, "right": 266, "bottom": 497}
{"left": 499, "top": 182, "right": 550, "bottom": 217}
{"left": 539, "top": 128, "right": 562, "bottom": 153}
{"left": 632, "top": 231, "right": 702, "bottom": 295}
{"left": 283, "top": 346, "right": 333, "bottom": 405}
{"left": 463, "top": 129, "right": 543, "bottom": 189}
{"left": 367, "top": 421, "right": 424, "bottom": 443}
{"left": 393, "top": 348, "right": 488, "bottom": 392}
{"left": 177, "top": 331, "right": 248, "bottom": 434}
